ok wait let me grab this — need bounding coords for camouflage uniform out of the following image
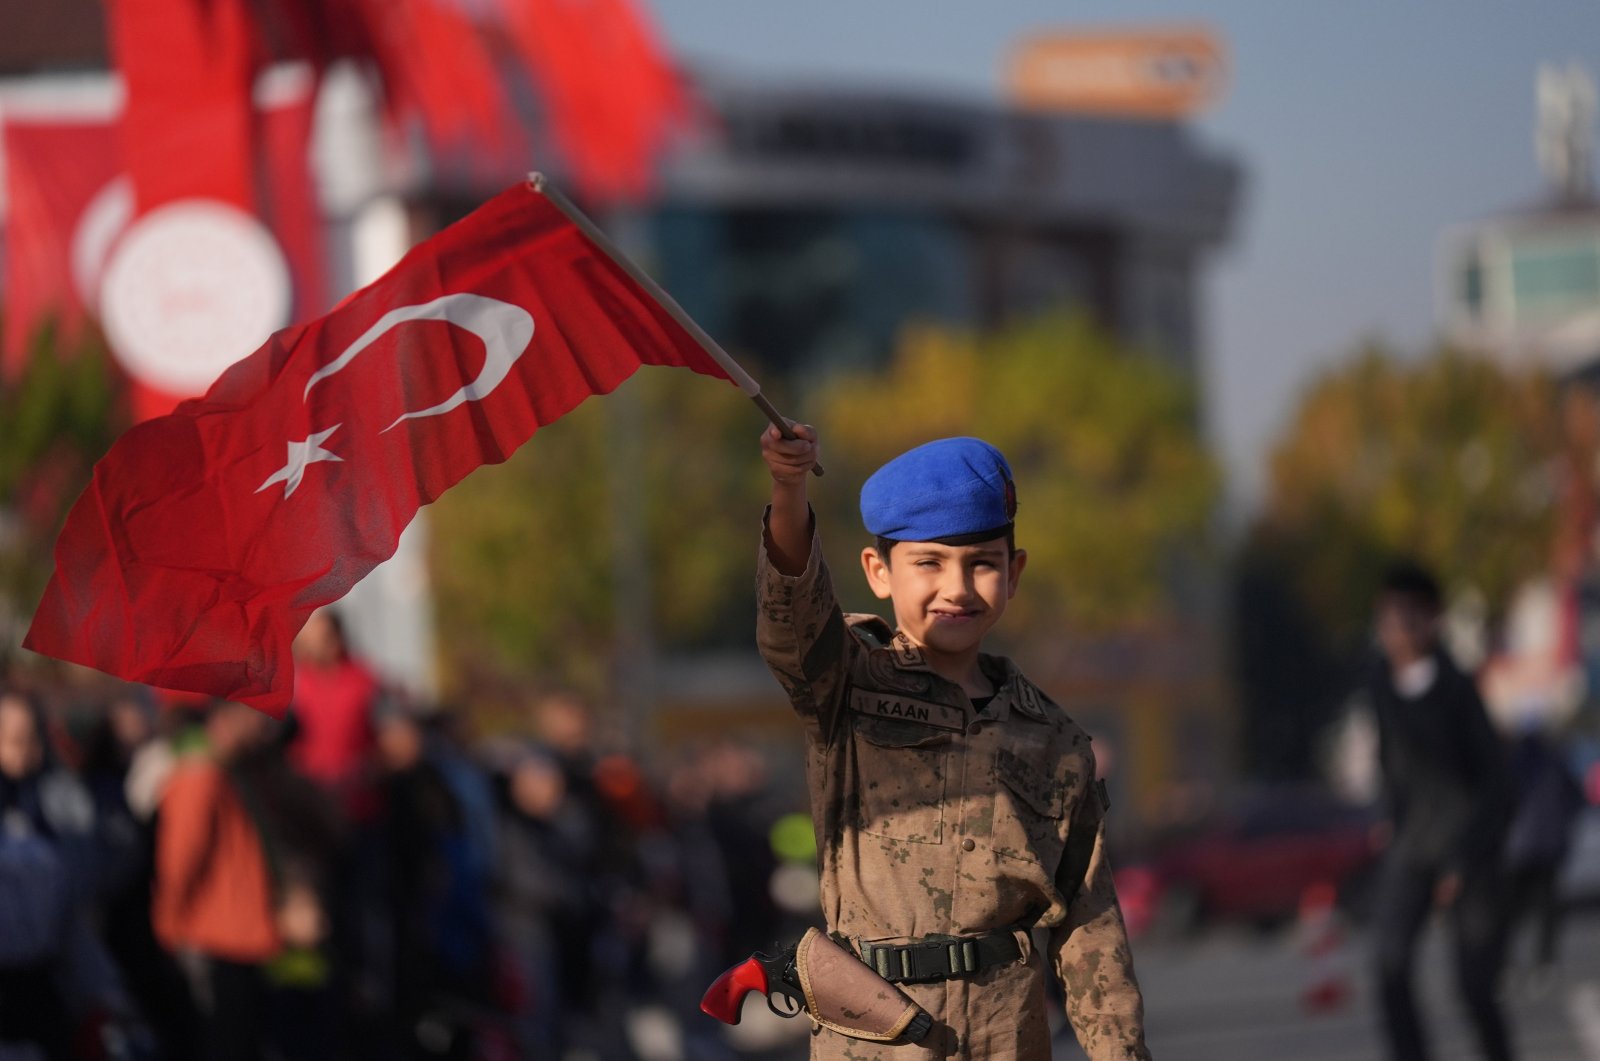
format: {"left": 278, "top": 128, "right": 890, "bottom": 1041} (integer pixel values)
{"left": 757, "top": 524, "right": 1151, "bottom": 1061}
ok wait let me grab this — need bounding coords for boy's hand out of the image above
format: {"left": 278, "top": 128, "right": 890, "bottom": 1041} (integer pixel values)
{"left": 762, "top": 423, "right": 818, "bottom": 576}
{"left": 762, "top": 423, "right": 820, "bottom": 485}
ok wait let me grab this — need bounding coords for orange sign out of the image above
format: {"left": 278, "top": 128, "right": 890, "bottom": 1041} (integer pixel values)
{"left": 1007, "top": 28, "right": 1226, "bottom": 120}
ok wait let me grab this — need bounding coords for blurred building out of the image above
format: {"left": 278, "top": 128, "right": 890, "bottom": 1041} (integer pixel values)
{"left": 434, "top": 71, "right": 1242, "bottom": 383}
{"left": 1437, "top": 63, "right": 1600, "bottom": 739}
{"left": 2, "top": 19, "right": 1243, "bottom": 826}
{"left": 1439, "top": 204, "right": 1600, "bottom": 373}
{"left": 1439, "top": 63, "right": 1600, "bottom": 373}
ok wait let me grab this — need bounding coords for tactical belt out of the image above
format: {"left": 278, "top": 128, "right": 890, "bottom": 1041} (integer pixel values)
{"left": 856, "top": 930, "right": 1022, "bottom": 984}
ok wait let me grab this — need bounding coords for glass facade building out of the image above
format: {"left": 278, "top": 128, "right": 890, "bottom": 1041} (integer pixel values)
{"left": 1440, "top": 207, "right": 1600, "bottom": 369}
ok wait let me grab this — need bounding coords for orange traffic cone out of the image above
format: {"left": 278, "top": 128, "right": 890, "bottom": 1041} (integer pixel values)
{"left": 1298, "top": 880, "right": 1352, "bottom": 1014}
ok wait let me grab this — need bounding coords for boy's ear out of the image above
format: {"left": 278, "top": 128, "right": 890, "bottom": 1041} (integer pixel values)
{"left": 1007, "top": 548, "right": 1028, "bottom": 599}
{"left": 860, "top": 546, "right": 894, "bottom": 600}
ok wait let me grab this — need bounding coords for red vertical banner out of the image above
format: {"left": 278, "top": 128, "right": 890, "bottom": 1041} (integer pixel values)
{"left": 104, "top": 0, "right": 260, "bottom": 212}
{"left": 101, "top": 0, "right": 285, "bottom": 420}
{"left": 354, "top": 0, "right": 520, "bottom": 164}
{"left": 1, "top": 119, "right": 126, "bottom": 375}
{"left": 1, "top": 92, "right": 325, "bottom": 393}
{"left": 260, "top": 87, "right": 330, "bottom": 324}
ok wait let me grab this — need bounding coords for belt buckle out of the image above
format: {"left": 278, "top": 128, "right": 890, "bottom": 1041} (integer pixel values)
{"left": 861, "top": 933, "right": 988, "bottom": 983}
{"left": 907, "top": 938, "right": 951, "bottom": 982}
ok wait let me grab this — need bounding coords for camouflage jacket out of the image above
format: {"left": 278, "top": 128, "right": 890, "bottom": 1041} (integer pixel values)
{"left": 756, "top": 523, "right": 1152, "bottom": 1061}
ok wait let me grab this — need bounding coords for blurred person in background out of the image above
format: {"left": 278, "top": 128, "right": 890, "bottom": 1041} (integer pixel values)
{"left": 1367, "top": 562, "right": 1515, "bottom": 1061}
{"left": 489, "top": 743, "right": 594, "bottom": 1058}
{"left": 528, "top": 693, "right": 631, "bottom": 1025}
{"left": 80, "top": 691, "right": 196, "bottom": 1061}
{"left": 153, "top": 700, "right": 282, "bottom": 1061}
{"left": 424, "top": 707, "right": 498, "bottom": 910}
{"left": 651, "top": 750, "right": 736, "bottom": 1060}
{"left": 372, "top": 701, "right": 493, "bottom": 1060}
{"left": 698, "top": 741, "right": 782, "bottom": 967}
{"left": 288, "top": 608, "right": 382, "bottom": 823}
{"left": 287, "top": 608, "right": 386, "bottom": 1054}
{"left": 1503, "top": 720, "right": 1586, "bottom": 992}
{"left": 0, "top": 688, "right": 135, "bottom": 1060}
{"left": 235, "top": 708, "right": 345, "bottom": 1061}
{"left": 534, "top": 690, "right": 601, "bottom": 810}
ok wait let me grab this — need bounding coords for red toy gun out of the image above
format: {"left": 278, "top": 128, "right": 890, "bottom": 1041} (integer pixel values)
{"left": 701, "top": 928, "right": 933, "bottom": 1044}
{"left": 700, "top": 940, "right": 807, "bottom": 1023}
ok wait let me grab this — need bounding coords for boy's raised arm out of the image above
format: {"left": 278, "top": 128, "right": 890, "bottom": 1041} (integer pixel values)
{"left": 760, "top": 423, "right": 820, "bottom": 575}
{"left": 756, "top": 422, "right": 853, "bottom": 738}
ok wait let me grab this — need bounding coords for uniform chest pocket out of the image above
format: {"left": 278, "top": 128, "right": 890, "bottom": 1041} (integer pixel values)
{"left": 851, "top": 716, "right": 951, "bottom": 845}
{"left": 992, "top": 745, "right": 1071, "bottom": 866}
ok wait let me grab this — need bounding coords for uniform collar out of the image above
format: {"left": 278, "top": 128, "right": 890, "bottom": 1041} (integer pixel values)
{"left": 885, "top": 631, "right": 1048, "bottom": 724}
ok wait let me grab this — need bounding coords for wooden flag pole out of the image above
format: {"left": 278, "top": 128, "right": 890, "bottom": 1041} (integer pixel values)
{"left": 529, "top": 172, "right": 823, "bottom": 475}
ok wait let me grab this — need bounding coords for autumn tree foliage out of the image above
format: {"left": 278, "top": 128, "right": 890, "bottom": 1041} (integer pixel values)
{"left": 427, "top": 364, "right": 768, "bottom": 694}
{"left": 0, "top": 325, "right": 127, "bottom": 652}
{"left": 1235, "top": 342, "right": 1564, "bottom": 776}
{"left": 1254, "top": 342, "right": 1562, "bottom": 649}
{"left": 427, "top": 310, "right": 1220, "bottom": 694}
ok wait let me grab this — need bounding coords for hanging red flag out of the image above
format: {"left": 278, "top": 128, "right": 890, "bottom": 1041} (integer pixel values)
{"left": 0, "top": 116, "right": 123, "bottom": 375}
{"left": 24, "top": 179, "right": 733, "bottom": 714}
{"left": 355, "top": 0, "right": 522, "bottom": 163}
{"left": 104, "top": 0, "right": 260, "bottom": 212}
{"left": 0, "top": 91, "right": 327, "bottom": 406}
{"left": 499, "top": 0, "right": 692, "bottom": 202}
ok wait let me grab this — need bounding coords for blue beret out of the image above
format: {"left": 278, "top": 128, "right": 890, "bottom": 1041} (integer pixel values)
{"left": 860, "top": 437, "right": 1017, "bottom": 543}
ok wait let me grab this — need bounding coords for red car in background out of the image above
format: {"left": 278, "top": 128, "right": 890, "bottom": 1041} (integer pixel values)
{"left": 1116, "top": 786, "right": 1383, "bottom": 938}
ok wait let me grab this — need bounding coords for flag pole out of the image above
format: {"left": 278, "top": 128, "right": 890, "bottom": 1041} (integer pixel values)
{"left": 528, "top": 173, "right": 823, "bottom": 476}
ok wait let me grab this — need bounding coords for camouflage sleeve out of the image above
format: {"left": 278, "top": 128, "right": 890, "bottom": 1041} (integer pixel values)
{"left": 755, "top": 507, "right": 852, "bottom": 741}
{"left": 1048, "top": 793, "right": 1153, "bottom": 1061}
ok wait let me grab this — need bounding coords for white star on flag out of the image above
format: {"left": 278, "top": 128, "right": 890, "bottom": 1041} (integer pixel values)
{"left": 256, "top": 424, "right": 344, "bottom": 499}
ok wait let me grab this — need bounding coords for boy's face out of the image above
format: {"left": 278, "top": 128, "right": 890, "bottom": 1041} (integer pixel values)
{"left": 1375, "top": 592, "right": 1439, "bottom": 667}
{"left": 860, "top": 536, "right": 1026, "bottom": 661}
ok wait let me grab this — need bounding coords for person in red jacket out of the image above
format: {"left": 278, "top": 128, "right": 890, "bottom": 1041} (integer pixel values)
{"left": 288, "top": 608, "right": 382, "bottom": 823}
{"left": 153, "top": 700, "right": 281, "bottom": 1061}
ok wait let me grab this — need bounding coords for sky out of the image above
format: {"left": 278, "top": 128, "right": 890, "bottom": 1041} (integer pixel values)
{"left": 650, "top": 1, "right": 1600, "bottom": 511}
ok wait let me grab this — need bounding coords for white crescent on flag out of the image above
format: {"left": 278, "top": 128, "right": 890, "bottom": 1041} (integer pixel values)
{"left": 301, "top": 292, "right": 536, "bottom": 433}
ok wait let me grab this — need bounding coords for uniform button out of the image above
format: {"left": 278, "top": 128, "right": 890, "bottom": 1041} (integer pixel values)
{"left": 967, "top": 722, "right": 982, "bottom": 735}
{"left": 962, "top": 838, "right": 976, "bottom": 852}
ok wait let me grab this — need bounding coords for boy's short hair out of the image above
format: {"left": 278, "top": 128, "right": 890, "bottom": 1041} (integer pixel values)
{"left": 1380, "top": 560, "right": 1443, "bottom": 614}
{"left": 875, "top": 526, "right": 1017, "bottom": 565}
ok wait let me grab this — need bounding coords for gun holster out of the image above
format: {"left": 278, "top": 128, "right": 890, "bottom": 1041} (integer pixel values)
{"left": 795, "top": 927, "right": 933, "bottom": 1043}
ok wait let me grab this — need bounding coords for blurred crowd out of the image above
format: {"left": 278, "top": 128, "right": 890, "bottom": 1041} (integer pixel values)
{"left": 0, "top": 610, "right": 811, "bottom": 1061}
{"left": 8, "top": 590, "right": 1600, "bottom": 1061}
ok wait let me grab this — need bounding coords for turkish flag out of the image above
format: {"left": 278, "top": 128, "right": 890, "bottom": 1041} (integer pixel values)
{"left": 24, "top": 180, "right": 732, "bottom": 714}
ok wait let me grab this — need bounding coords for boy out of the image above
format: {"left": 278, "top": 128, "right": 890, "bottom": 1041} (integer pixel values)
{"left": 758, "top": 426, "right": 1150, "bottom": 1060}
{"left": 1367, "top": 563, "right": 1512, "bottom": 1061}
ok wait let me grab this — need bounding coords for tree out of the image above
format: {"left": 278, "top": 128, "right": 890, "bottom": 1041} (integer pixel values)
{"left": 1236, "top": 341, "right": 1563, "bottom": 777}
{"left": 1255, "top": 341, "right": 1562, "bottom": 650}
{"left": 0, "top": 323, "right": 128, "bottom": 653}
{"left": 810, "top": 311, "right": 1219, "bottom": 639}
{"left": 425, "top": 310, "right": 1218, "bottom": 698}
{"left": 425, "top": 365, "right": 768, "bottom": 696}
